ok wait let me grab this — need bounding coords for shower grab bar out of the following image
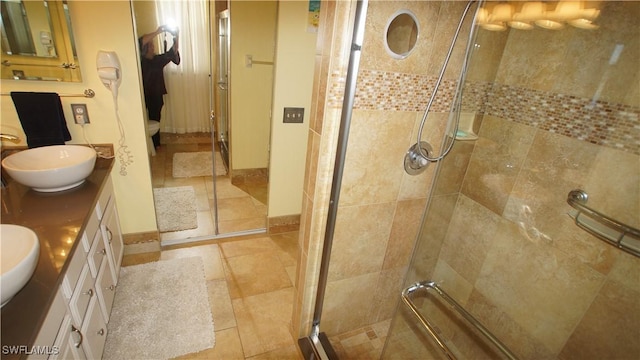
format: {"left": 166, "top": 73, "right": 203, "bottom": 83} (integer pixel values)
{"left": 402, "top": 281, "right": 519, "bottom": 360}
{"left": 567, "top": 189, "right": 640, "bottom": 258}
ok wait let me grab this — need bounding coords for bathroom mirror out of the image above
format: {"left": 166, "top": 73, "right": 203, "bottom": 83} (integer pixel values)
{"left": 384, "top": 9, "right": 419, "bottom": 59}
{"left": 0, "top": 0, "right": 82, "bottom": 82}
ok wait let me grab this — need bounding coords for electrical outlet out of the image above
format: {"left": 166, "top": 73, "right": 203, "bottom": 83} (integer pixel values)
{"left": 283, "top": 107, "right": 304, "bottom": 123}
{"left": 71, "top": 104, "right": 90, "bottom": 124}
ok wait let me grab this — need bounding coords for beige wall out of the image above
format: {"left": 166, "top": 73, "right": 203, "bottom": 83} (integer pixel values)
{"left": 1, "top": 0, "right": 318, "bottom": 236}
{"left": 230, "top": 0, "right": 276, "bottom": 171}
{"left": 1, "top": 1, "right": 157, "bottom": 235}
{"left": 269, "top": 0, "right": 316, "bottom": 218}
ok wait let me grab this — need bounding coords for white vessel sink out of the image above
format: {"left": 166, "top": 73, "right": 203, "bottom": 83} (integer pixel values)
{"left": 1, "top": 224, "right": 40, "bottom": 307}
{"left": 2, "top": 145, "right": 96, "bottom": 192}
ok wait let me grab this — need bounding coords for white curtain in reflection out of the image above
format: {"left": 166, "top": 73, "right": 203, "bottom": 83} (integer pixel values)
{"left": 155, "top": 0, "right": 211, "bottom": 133}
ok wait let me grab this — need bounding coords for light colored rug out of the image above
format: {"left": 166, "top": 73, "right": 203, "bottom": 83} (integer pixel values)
{"left": 103, "top": 257, "right": 215, "bottom": 360}
{"left": 153, "top": 186, "right": 198, "bottom": 232}
{"left": 173, "top": 151, "right": 227, "bottom": 178}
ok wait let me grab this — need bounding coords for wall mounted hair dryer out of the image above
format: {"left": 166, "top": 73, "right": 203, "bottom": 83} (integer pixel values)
{"left": 96, "top": 50, "right": 122, "bottom": 98}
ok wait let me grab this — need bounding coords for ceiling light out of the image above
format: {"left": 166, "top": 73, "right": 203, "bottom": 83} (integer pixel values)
{"left": 568, "top": 18, "right": 599, "bottom": 30}
{"left": 535, "top": 19, "right": 565, "bottom": 30}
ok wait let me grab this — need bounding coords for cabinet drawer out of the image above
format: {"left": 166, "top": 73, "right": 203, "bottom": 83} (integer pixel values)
{"left": 81, "top": 297, "right": 108, "bottom": 360}
{"left": 83, "top": 210, "right": 100, "bottom": 250}
{"left": 68, "top": 265, "right": 93, "bottom": 326}
{"left": 88, "top": 229, "right": 106, "bottom": 279}
{"left": 95, "top": 177, "right": 113, "bottom": 220}
{"left": 61, "top": 245, "right": 87, "bottom": 300}
{"left": 95, "top": 256, "right": 116, "bottom": 323}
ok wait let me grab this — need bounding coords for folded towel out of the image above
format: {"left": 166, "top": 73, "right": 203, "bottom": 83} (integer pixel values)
{"left": 10, "top": 92, "right": 72, "bottom": 148}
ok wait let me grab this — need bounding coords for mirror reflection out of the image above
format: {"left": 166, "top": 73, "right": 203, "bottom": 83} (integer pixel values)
{"left": 134, "top": 0, "right": 274, "bottom": 243}
{"left": 0, "top": 0, "right": 81, "bottom": 82}
{"left": 385, "top": 10, "right": 419, "bottom": 59}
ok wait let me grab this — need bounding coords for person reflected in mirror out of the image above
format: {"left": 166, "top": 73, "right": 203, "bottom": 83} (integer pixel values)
{"left": 139, "top": 25, "right": 180, "bottom": 149}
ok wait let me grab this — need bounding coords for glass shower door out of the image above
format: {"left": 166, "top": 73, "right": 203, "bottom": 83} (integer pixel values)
{"left": 382, "top": 1, "right": 640, "bottom": 359}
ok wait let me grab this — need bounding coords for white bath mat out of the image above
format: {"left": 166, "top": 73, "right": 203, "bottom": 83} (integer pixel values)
{"left": 172, "top": 151, "right": 227, "bottom": 178}
{"left": 103, "top": 257, "right": 215, "bottom": 359}
{"left": 153, "top": 186, "right": 198, "bottom": 232}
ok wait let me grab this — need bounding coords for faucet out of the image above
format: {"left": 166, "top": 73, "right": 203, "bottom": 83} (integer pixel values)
{"left": 0, "top": 133, "right": 20, "bottom": 188}
{"left": 0, "top": 134, "right": 19, "bottom": 141}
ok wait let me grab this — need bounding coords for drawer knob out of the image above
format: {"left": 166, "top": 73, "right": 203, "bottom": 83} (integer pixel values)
{"left": 97, "top": 328, "right": 105, "bottom": 336}
{"left": 71, "top": 325, "right": 83, "bottom": 348}
{"left": 108, "top": 285, "right": 116, "bottom": 291}
{"left": 100, "top": 249, "right": 107, "bottom": 255}
{"left": 83, "top": 288, "right": 94, "bottom": 297}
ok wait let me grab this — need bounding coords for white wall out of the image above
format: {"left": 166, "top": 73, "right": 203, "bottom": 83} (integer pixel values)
{"left": 269, "top": 0, "right": 317, "bottom": 218}
{"left": 0, "top": 1, "right": 157, "bottom": 235}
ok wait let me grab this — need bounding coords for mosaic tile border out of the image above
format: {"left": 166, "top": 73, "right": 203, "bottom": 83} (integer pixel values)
{"left": 328, "top": 69, "right": 639, "bottom": 155}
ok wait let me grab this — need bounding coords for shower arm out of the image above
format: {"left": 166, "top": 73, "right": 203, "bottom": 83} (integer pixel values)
{"left": 416, "top": 0, "right": 482, "bottom": 163}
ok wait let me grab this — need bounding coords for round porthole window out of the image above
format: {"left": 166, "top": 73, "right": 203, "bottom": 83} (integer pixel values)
{"left": 384, "top": 10, "right": 419, "bottom": 59}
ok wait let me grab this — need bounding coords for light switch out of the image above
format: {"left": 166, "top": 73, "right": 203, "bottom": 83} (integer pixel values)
{"left": 283, "top": 107, "right": 304, "bottom": 123}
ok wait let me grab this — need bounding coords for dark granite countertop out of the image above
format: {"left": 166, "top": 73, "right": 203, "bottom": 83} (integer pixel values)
{"left": 1, "top": 153, "right": 114, "bottom": 359}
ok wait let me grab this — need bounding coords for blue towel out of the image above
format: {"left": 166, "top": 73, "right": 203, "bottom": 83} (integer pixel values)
{"left": 10, "top": 92, "right": 72, "bottom": 148}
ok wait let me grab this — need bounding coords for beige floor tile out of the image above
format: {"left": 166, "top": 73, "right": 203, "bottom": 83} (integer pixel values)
{"left": 217, "top": 196, "right": 262, "bottom": 221}
{"left": 232, "top": 288, "right": 296, "bottom": 358}
{"left": 208, "top": 279, "right": 237, "bottom": 331}
{"left": 224, "top": 251, "right": 292, "bottom": 299}
{"left": 219, "top": 237, "right": 279, "bottom": 258}
{"left": 218, "top": 218, "right": 267, "bottom": 234}
{"left": 246, "top": 344, "right": 303, "bottom": 359}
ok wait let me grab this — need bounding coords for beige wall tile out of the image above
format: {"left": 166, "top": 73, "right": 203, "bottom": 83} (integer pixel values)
{"left": 329, "top": 202, "right": 395, "bottom": 281}
{"left": 340, "top": 110, "right": 416, "bottom": 207}
{"left": 560, "top": 279, "right": 640, "bottom": 359}
{"left": 475, "top": 218, "right": 606, "bottom": 354}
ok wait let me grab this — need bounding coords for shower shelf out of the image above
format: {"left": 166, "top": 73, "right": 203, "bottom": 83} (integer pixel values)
{"left": 402, "top": 281, "right": 519, "bottom": 360}
{"left": 567, "top": 189, "right": 640, "bottom": 258}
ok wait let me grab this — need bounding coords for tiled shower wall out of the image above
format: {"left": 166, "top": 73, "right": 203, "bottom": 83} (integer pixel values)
{"left": 390, "top": 1, "right": 639, "bottom": 359}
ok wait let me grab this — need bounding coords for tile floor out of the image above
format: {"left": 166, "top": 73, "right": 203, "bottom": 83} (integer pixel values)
{"left": 124, "top": 232, "right": 391, "bottom": 359}
{"left": 125, "top": 232, "right": 302, "bottom": 359}
{"left": 149, "top": 133, "right": 268, "bottom": 241}
{"left": 138, "top": 133, "right": 392, "bottom": 359}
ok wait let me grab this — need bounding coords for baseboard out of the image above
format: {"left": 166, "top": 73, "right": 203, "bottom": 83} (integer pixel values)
{"left": 268, "top": 214, "right": 300, "bottom": 234}
{"left": 123, "top": 230, "right": 160, "bottom": 245}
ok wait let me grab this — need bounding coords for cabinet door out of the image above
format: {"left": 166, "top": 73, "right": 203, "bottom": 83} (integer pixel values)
{"left": 80, "top": 297, "right": 107, "bottom": 360}
{"left": 95, "top": 255, "right": 116, "bottom": 323}
{"left": 102, "top": 201, "right": 123, "bottom": 283}
{"left": 50, "top": 315, "right": 86, "bottom": 360}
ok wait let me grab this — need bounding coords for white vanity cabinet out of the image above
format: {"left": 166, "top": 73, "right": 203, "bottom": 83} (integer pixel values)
{"left": 29, "top": 177, "right": 123, "bottom": 360}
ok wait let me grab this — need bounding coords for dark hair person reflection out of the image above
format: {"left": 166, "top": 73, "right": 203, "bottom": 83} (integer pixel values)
{"left": 139, "top": 25, "right": 180, "bottom": 149}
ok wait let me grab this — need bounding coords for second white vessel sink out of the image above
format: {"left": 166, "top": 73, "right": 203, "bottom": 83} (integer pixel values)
{"left": 1, "top": 145, "right": 96, "bottom": 192}
{"left": 1, "top": 224, "right": 40, "bottom": 307}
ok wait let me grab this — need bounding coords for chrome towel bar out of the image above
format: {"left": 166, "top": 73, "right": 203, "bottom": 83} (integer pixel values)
{"left": 567, "top": 189, "right": 640, "bottom": 258}
{"left": 402, "top": 281, "right": 518, "bottom": 360}
{"left": 1, "top": 89, "right": 95, "bottom": 98}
